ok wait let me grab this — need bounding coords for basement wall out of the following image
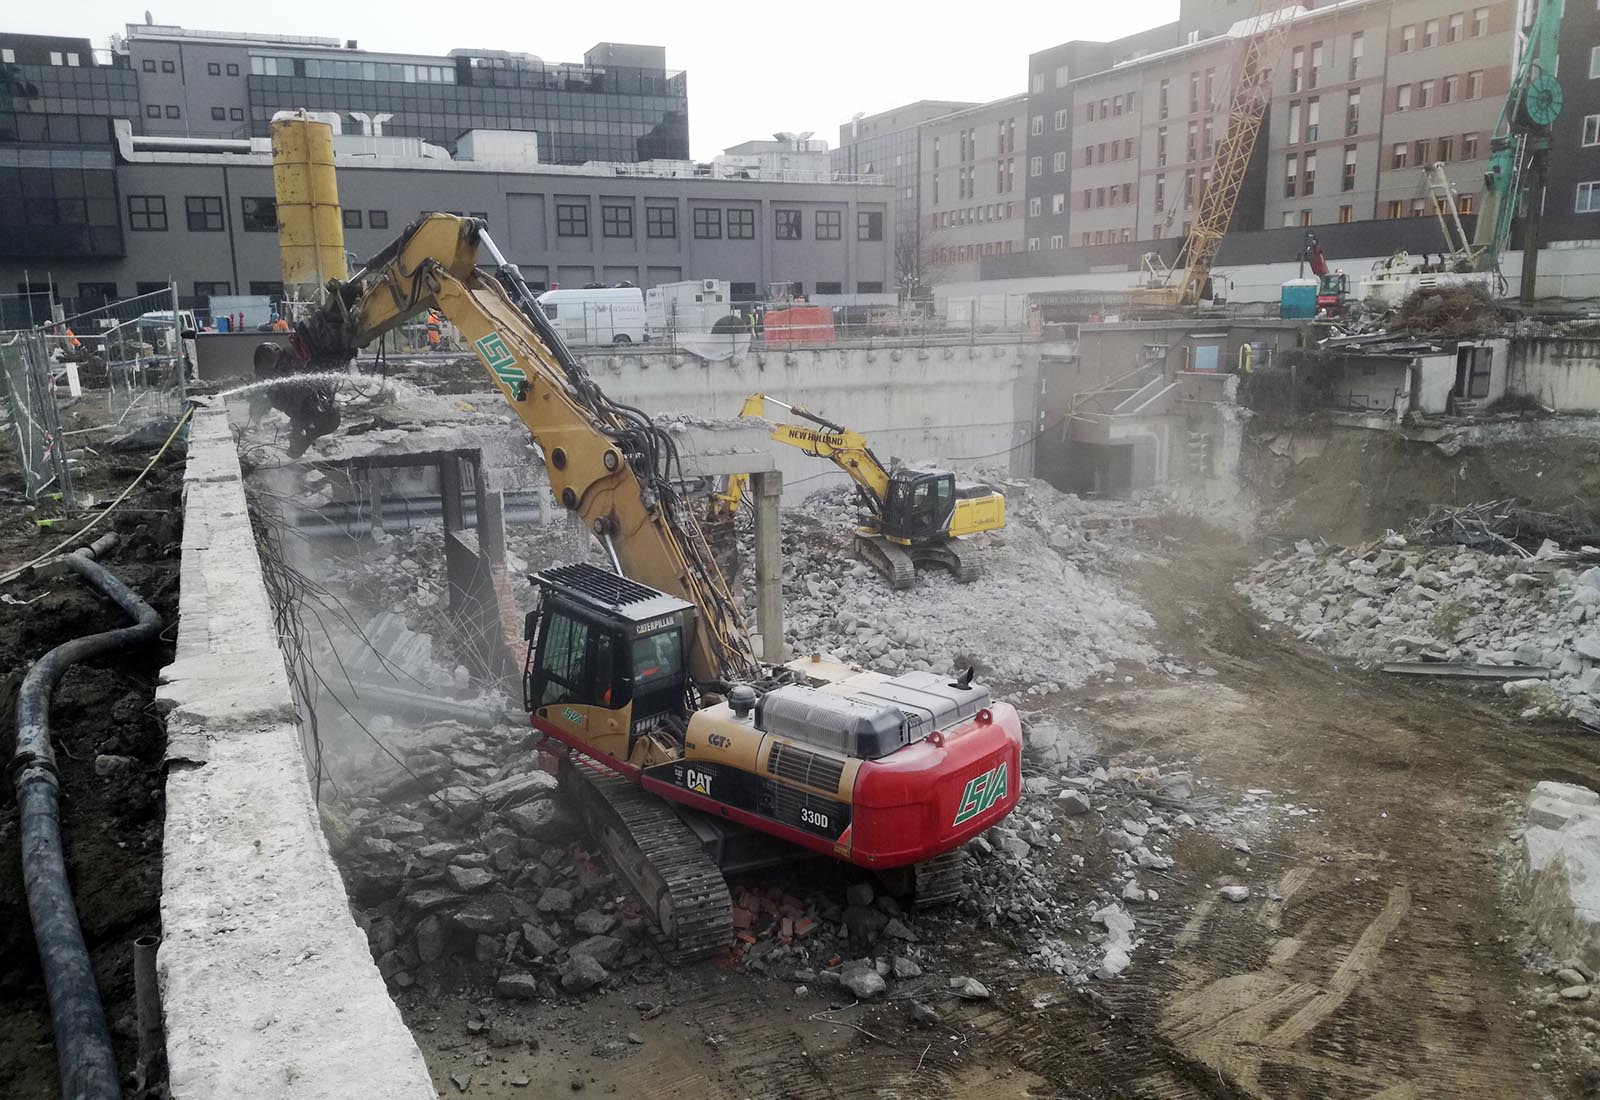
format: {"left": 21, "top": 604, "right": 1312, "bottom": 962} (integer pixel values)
{"left": 1507, "top": 337, "right": 1600, "bottom": 412}
{"left": 155, "top": 401, "right": 434, "bottom": 1100}
{"left": 574, "top": 341, "right": 1045, "bottom": 501}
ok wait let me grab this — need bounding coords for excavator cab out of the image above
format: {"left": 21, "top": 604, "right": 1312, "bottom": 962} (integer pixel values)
{"left": 524, "top": 563, "right": 696, "bottom": 757}
{"left": 880, "top": 469, "right": 957, "bottom": 545}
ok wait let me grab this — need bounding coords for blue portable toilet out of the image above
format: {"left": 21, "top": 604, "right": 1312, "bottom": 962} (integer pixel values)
{"left": 1280, "top": 278, "right": 1317, "bottom": 319}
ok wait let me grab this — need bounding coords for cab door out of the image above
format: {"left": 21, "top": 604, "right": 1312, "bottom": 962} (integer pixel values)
{"left": 526, "top": 602, "right": 631, "bottom": 758}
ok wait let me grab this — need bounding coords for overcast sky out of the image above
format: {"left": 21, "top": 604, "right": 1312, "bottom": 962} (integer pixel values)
{"left": 12, "top": 1, "right": 1178, "bottom": 158}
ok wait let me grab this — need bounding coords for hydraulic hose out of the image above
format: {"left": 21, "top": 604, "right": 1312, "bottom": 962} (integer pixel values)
{"left": 12, "top": 548, "right": 163, "bottom": 1100}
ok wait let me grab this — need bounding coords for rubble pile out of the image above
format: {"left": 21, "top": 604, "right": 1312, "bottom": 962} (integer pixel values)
{"left": 325, "top": 721, "right": 673, "bottom": 1000}
{"left": 768, "top": 479, "right": 1159, "bottom": 693}
{"left": 1242, "top": 533, "right": 1600, "bottom": 717}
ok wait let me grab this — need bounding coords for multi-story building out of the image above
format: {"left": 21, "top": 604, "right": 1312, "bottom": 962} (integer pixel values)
{"left": 1, "top": 124, "right": 893, "bottom": 313}
{"left": 18, "top": 22, "right": 690, "bottom": 164}
{"left": 833, "top": 100, "right": 976, "bottom": 287}
{"left": 918, "top": 96, "right": 1027, "bottom": 284}
{"left": 0, "top": 26, "right": 889, "bottom": 312}
{"left": 1531, "top": 0, "right": 1596, "bottom": 246}
{"left": 1024, "top": 28, "right": 1179, "bottom": 256}
{"left": 1003, "top": 0, "right": 1526, "bottom": 276}
{"left": 1373, "top": 1, "right": 1514, "bottom": 222}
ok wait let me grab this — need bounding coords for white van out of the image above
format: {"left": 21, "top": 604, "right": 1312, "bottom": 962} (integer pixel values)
{"left": 536, "top": 287, "right": 650, "bottom": 346}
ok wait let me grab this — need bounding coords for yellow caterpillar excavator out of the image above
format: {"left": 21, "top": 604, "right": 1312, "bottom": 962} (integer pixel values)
{"left": 731, "top": 394, "right": 1006, "bottom": 589}
{"left": 259, "top": 116, "right": 1023, "bottom": 959}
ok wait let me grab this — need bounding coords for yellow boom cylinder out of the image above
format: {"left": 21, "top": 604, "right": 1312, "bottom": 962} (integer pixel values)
{"left": 271, "top": 113, "right": 347, "bottom": 295}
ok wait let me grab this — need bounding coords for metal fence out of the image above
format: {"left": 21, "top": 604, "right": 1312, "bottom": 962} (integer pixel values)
{"left": 0, "top": 330, "right": 74, "bottom": 507}
{"left": 43, "top": 286, "right": 189, "bottom": 427}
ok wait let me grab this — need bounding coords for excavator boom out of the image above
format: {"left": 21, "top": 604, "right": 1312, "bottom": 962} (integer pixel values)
{"left": 739, "top": 393, "right": 891, "bottom": 506}
{"left": 278, "top": 212, "right": 758, "bottom": 685}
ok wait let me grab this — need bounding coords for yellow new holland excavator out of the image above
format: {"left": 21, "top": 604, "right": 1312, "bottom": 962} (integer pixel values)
{"left": 260, "top": 116, "right": 1023, "bottom": 959}
{"left": 727, "top": 394, "right": 1006, "bottom": 589}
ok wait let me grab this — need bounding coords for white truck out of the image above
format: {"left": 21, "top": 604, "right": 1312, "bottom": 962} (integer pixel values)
{"left": 645, "top": 279, "right": 738, "bottom": 336}
{"left": 535, "top": 287, "right": 649, "bottom": 345}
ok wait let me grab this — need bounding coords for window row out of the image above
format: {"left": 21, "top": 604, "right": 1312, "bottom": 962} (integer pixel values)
{"left": 143, "top": 104, "right": 182, "bottom": 119}
{"left": 250, "top": 55, "right": 457, "bottom": 84}
{"left": 1081, "top": 183, "right": 1135, "bottom": 209}
{"left": 1085, "top": 137, "right": 1137, "bottom": 166}
{"left": 934, "top": 241, "right": 1015, "bottom": 264}
{"left": 1388, "top": 133, "right": 1483, "bottom": 168}
{"left": 1082, "top": 91, "right": 1135, "bottom": 125}
{"left": 1393, "top": 70, "right": 1485, "bottom": 111}
{"left": 1079, "top": 228, "right": 1134, "bottom": 246}
{"left": 1381, "top": 194, "right": 1477, "bottom": 219}
{"left": 1398, "top": 9, "right": 1491, "bottom": 52}
{"left": 551, "top": 204, "right": 879, "bottom": 241}
{"left": 929, "top": 202, "right": 1015, "bottom": 229}
{"left": 125, "top": 193, "right": 391, "bottom": 233}
{"left": 208, "top": 107, "right": 246, "bottom": 121}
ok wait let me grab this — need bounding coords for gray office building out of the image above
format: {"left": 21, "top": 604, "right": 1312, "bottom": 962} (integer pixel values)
{"left": 2, "top": 123, "right": 893, "bottom": 313}
{"left": 1, "top": 25, "right": 891, "bottom": 313}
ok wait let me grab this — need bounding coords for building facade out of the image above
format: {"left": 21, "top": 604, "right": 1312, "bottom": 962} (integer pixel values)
{"left": 918, "top": 96, "right": 1026, "bottom": 284}
{"left": 1542, "top": 0, "right": 1600, "bottom": 245}
{"left": 832, "top": 100, "right": 976, "bottom": 290}
{"left": 0, "top": 125, "right": 893, "bottom": 313}
{"left": 4, "top": 23, "right": 688, "bottom": 164}
{"left": 1003, "top": 0, "right": 1527, "bottom": 277}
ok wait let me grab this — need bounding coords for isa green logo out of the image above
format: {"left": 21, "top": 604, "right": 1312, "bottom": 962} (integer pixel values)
{"left": 475, "top": 332, "right": 524, "bottom": 388}
{"left": 952, "top": 761, "right": 1008, "bottom": 826}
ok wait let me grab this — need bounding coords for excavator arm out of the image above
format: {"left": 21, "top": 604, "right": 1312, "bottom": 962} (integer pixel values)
{"left": 739, "top": 393, "right": 891, "bottom": 510}
{"left": 272, "top": 213, "right": 758, "bottom": 685}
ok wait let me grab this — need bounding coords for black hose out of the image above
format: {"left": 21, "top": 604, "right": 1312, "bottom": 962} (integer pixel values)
{"left": 12, "top": 550, "right": 162, "bottom": 1100}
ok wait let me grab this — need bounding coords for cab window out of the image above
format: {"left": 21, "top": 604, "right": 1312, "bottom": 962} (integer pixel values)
{"left": 537, "top": 610, "right": 622, "bottom": 708}
{"left": 633, "top": 630, "right": 683, "bottom": 690}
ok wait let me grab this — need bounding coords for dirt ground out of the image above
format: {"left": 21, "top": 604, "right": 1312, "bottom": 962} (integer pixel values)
{"left": 399, "top": 510, "right": 1600, "bottom": 1100}
{"left": 0, "top": 404, "right": 184, "bottom": 1096}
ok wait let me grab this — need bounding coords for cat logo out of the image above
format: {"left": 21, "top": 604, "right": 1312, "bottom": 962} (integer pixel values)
{"left": 706, "top": 733, "right": 731, "bottom": 750}
{"left": 685, "top": 767, "right": 714, "bottom": 797}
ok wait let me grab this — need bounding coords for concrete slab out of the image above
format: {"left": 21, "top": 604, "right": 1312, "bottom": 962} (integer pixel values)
{"left": 158, "top": 403, "right": 433, "bottom": 1100}
{"left": 1520, "top": 782, "right": 1600, "bottom": 976}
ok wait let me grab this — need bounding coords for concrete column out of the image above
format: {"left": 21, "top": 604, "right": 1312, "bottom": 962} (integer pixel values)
{"left": 751, "top": 469, "right": 784, "bottom": 664}
{"left": 439, "top": 453, "right": 464, "bottom": 531}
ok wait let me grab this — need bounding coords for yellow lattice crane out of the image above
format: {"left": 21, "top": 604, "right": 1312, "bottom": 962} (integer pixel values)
{"left": 1132, "top": 3, "right": 1295, "bottom": 311}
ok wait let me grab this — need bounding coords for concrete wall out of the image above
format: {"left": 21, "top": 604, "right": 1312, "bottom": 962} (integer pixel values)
{"left": 156, "top": 403, "right": 434, "bottom": 1100}
{"left": 1507, "top": 337, "right": 1600, "bottom": 412}
{"left": 573, "top": 341, "right": 1042, "bottom": 501}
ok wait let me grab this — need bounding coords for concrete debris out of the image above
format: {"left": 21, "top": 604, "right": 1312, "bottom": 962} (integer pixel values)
{"left": 1218, "top": 885, "right": 1251, "bottom": 903}
{"left": 1058, "top": 790, "right": 1093, "bottom": 815}
{"left": 1241, "top": 533, "right": 1600, "bottom": 717}
{"left": 560, "top": 953, "right": 609, "bottom": 994}
{"left": 947, "top": 976, "right": 992, "bottom": 1000}
{"left": 1517, "top": 780, "right": 1600, "bottom": 975}
{"left": 839, "top": 960, "right": 887, "bottom": 999}
{"left": 766, "top": 479, "right": 1157, "bottom": 691}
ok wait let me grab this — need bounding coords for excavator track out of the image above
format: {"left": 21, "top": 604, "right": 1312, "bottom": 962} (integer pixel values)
{"left": 910, "top": 850, "right": 969, "bottom": 908}
{"left": 854, "top": 533, "right": 982, "bottom": 588}
{"left": 910, "top": 539, "right": 983, "bottom": 584}
{"left": 562, "top": 756, "right": 732, "bottom": 961}
{"left": 854, "top": 533, "right": 917, "bottom": 590}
